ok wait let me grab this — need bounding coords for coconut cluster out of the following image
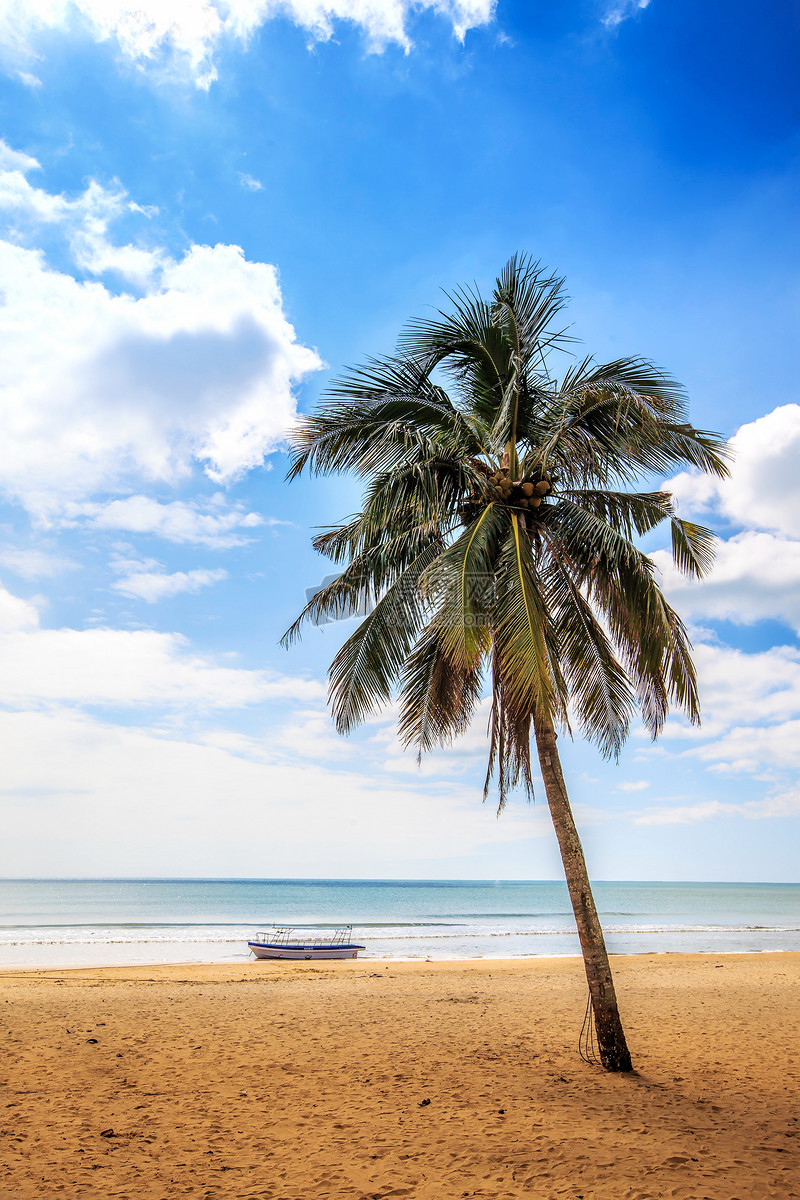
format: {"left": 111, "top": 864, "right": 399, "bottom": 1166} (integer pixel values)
{"left": 459, "top": 469, "right": 552, "bottom": 525}
{"left": 487, "top": 470, "right": 552, "bottom": 509}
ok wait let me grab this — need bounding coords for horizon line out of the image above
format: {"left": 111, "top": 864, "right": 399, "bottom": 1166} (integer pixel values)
{"left": 0, "top": 877, "right": 797, "bottom": 886}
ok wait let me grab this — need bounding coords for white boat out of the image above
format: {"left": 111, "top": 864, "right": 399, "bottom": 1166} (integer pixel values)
{"left": 248, "top": 924, "right": 365, "bottom": 960}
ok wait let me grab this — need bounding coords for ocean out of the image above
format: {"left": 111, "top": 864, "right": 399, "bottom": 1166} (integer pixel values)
{"left": 1, "top": 878, "right": 799, "bottom": 969}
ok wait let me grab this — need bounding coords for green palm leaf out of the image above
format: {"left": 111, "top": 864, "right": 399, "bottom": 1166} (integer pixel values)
{"left": 326, "top": 539, "right": 443, "bottom": 734}
{"left": 398, "top": 622, "right": 484, "bottom": 755}
{"left": 284, "top": 252, "right": 726, "bottom": 796}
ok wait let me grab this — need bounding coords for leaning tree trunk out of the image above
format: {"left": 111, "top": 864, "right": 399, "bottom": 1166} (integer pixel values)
{"left": 534, "top": 713, "right": 633, "bottom": 1072}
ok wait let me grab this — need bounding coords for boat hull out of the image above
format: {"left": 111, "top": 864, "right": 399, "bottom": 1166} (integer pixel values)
{"left": 248, "top": 942, "right": 365, "bottom": 960}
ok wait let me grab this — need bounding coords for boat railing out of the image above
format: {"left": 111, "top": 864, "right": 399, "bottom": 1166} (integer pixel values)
{"left": 252, "top": 925, "right": 355, "bottom": 947}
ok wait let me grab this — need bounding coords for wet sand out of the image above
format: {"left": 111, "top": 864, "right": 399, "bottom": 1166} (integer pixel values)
{"left": 1, "top": 953, "right": 798, "bottom": 1198}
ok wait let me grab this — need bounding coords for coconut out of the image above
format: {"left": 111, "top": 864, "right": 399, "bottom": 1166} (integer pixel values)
{"left": 521, "top": 482, "right": 534, "bottom": 497}
{"left": 530, "top": 496, "right": 542, "bottom": 507}
{"left": 519, "top": 498, "right": 529, "bottom": 509}
{"left": 534, "top": 480, "right": 550, "bottom": 495}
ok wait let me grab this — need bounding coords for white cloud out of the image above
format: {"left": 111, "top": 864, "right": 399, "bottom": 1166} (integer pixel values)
{"left": 648, "top": 639, "right": 800, "bottom": 742}
{"left": 0, "top": 547, "right": 79, "bottom": 579}
{"left": 644, "top": 640, "right": 800, "bottom": 787}
{"left": 15, "top": 69, "right": 42, "bottom": 88}
{"left": 112, "top": 565, "right": 227, "bottom": 602}
{"left": 0, "top": 581, "right": 40, "bottom": 632}
{"left": 0, "top": 148, "right": 322, "bottom": 521}
{"left": 602, "top": 0, "right": 651, "bottom": 29}
{"left": 0, "top": 1, "right": 497, "bottom": 88}
{"left": 0, "top": 577, "right": 322, "bottom": 708}
{"left": 0, "top": 140, "right": 39, "bottom": 173}
{"left": 71, "top": 494, "right": 265, "bottom": 547}
{"left": 693, "top": 642, "right": 800, "bottom": 733}
{"left": 618, "top": 779, "right": 650, "bottom": 792}
{"left": 692, "top": 720, "right": 800, "bottom": 775}
{"left": 0, "top": 625, "right": 323, "bottom": 710}
{"left": 0, "top": 575, "right": 543, "bottom": 878}
{"left": 653, "top": 531, "right": 800, "bottom": 634}
{"left": 669, "top": 404, "right": 800, "bottom": 538}
{"left": 634, "top": 789, "right": 800, "bottom": 826}
{"left": 273, "top": 706, "right": 357, "bottom": 759}
{"left": 238, "top": 172, "right": 263, "bottom": 191}
{"left": 0, "top": 147, "right": 163, "bottom": 285}
{"left": 0, "top": 704, "right": 545, "bottom": 878}
{"left": 618, "top": 641, "right": 800, "bottom": 826}
{"left": 656, "top": 405, "right": 800, "bottom": 635}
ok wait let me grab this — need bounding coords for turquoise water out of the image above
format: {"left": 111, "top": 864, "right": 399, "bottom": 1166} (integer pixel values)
{"left": 0, "top": 878, "right": 798, "bottom": 968}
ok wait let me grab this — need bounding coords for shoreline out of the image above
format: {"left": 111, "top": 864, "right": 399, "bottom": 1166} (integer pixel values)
{"left": 2, "top": 943, "right": 800, "bottom": 974}
{"left": 2, "top": 952, "right": 798, "bottom": 1198}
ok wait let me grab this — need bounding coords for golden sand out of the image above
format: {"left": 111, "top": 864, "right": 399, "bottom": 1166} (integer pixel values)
{"left": 1, "top": 953, "right": 798, "bottom": 1198}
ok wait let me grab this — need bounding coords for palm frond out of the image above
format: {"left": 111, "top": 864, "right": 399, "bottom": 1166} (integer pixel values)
{"left": 541, "top": 556, "right": 635, "bottom": 758}
{"left": 327, "top": 540, "right": 443, "bottom": 734}
{"left": 287, "top": 358, "right": 483, "bottom": 481}
{"left": 557, "top": 489, "right": 673, "bottom": 539}
{"left": 312, "top": 455, "right": 479, "bottom": 565}
{"left": 493, "top": 517, "right": 564, "bottom": 733}
{"left": 536, "top": 362, "right": 730, "bottom": 487}
{"left": 423, "top": 501, "right": 508, "bottom": 668}
{"left": 493, "top": 253, "right": 575, "bottom": 373}
{"left": 398, "top": 622, "right": 485, "bottom": 755}
{"left": 670, "top": 517, "right": 717, "bottom": 578}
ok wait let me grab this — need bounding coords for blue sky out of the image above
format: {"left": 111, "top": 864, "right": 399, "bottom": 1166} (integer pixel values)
{"left": 0, "top": 0, "right": 798, "bottom": 880}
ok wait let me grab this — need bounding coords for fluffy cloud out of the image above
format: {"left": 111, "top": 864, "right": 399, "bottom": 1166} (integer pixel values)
{"left": 0, "top": 579, "right": 322, "bottom": 708}
{"left": 615, "top": 638, "right": 800, "bottom": 827}
{"left": 641, "top": 640, "right": 800, "bottom": 809}
{"left": 656, "top": 405, "right": 800, "bottom": 634}
{"left": 669, "top": 404, "right": 800, "bottom": 538}
{"left": 0, "top": 0, "right": 497, "bottom": 87}
{"left": 0, "top": 140, "right": 39, "bottom": 172}
{"left": 692, "top": 720, "right": 800, "bottom": 775}
{"left": 634, "top": 790, "right": 800, "bottom": 826}
{"left": 0, "top": 625, "right": 324, "bottom": 709}
{"left": 0, "top": 582, "right": 40, "bottom": 632}
{"left": 0, "top": 583, "right": 542, "bottom": 879}
{"left": 0, "top": 148, "right": 321, "bottom": 521}
{"left": 112, "top": 564, "right": 228, "bottom": 602}
{"left": 692, "top": 642, "right": 800, "bottom": 734}
{"left": 647, "top": 637, "right": 800, "bottom": 740}
{"left": 652, "top": 531, "right": 800, "bottom": 633}
{"left": 602, "top": 0, "right": 651, "bottom": 29}
{"left": 0, "top": 547, "right": 79, "bottom": 579}
{"left": 71, "top": 494, "right": 265, "bottom": 547}
{"left": 0, "top": 705, "right": 544, "bottom": 877}
{"left": 0, "top": 148, "right": 163, "bottom": 284}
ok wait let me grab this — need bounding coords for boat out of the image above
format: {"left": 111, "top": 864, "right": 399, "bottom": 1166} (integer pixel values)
{"left": 247, "top": 924, "right": 365, "bottom": 960}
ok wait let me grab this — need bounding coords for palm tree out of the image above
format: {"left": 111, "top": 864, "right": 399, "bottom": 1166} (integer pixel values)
{"left": 283, "top": 255, "right": 728, "bottom": 1072}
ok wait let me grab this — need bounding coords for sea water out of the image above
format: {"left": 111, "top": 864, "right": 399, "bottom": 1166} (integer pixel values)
{"left": 0, "top": 878, "right": 799, "bottom": 969}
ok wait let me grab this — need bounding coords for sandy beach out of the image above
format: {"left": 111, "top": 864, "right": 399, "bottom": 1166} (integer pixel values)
{"left": 1, "top": 953, "right": 798, "bottom": 1199}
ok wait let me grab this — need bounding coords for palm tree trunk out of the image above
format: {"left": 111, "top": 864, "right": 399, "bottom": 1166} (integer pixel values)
{"left": 533, "top": 713, "right": 633, "bottom": 1072}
